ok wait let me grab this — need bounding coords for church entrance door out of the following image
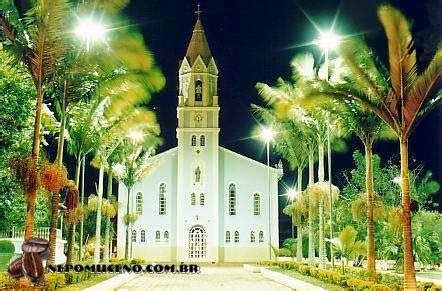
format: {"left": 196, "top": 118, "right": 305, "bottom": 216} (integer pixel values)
{"left": 188, "top": 225, "right": 206, "bottom": 259}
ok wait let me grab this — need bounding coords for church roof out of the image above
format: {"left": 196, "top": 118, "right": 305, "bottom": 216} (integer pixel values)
{"left": 185, "top": 17, "right": 212, "bottom": 66}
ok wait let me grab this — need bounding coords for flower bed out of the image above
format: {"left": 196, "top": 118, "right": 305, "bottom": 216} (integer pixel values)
{"left": 257, "top": 261, "right": 440, "bottom": 290}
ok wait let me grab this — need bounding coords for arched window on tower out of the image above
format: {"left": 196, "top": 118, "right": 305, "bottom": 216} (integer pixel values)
{"left": 195, "top": 80, "right": 203, "bottom": 101}
{"left": 259, "top": 231, "right": 264, "bottom": 243}
{"left": 191, "top": 193, "right": 196, "bottom": 205}
{"left": 191, "top": 135, "right": 197, "bottom": 146}
{"left": 200, "top": 135, "right": 205, "bottom": 146}
{"left": 159, "top": 183, "right": 166, "bottom": 215}
{"left": 136, "top": 192, "right": 143, "bottom": 215}
{"left": 200, "top": 193, "right": 205, "bottom": 206}
{"left": 234, "top": 231, "right": 239, "bottom": 243}
{"left": 194, "top": 166, "right": 201, "bottom": 183}
{"left": 253, "top": 193, "right": 260, "bottom": 215}
{"left": 140, "top": 230, "right": 146, "bottom": 242}
{"left": 229, "top": 184, "right": 236, "bottom": 215}
{"left": 155, "top": 230, "right": 160, "bottom": 242}
{"left": 164, "top": 231, "right": 169, "bottom": 242}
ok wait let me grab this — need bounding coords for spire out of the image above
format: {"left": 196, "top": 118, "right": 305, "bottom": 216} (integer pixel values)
{"left": 185, "top": 5, "right": 212, "bottom": 66}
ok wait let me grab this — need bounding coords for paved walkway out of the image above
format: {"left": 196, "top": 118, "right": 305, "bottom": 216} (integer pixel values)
{"left": 115, "top": 266, "right": 292, "bottom": 291}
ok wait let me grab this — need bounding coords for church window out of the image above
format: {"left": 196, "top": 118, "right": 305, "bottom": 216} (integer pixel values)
{"left": 250, "top": 231, "right": 256, "bottom": 243}
{"left": 131, "top": 230, "right": 137, "bottom": 242}
{"left": 225, "top": 231, "right": 230, "bottom": 243}
{"left": 234, "top": 231, "right": 239, "bottom": 243}
{"left": 191, "top": 193, "right": 196, "bottom": 205}
{"left": 140, "top": 230, "right": 146, "bottom": 242}
{"left": 191, "top": 135, "right": 197, "bottom": 146}
{"left": 229, "top": 184, "right": 236, "bottom": 215}
{"left": 200, "top": 193, "right": 205, "bottom": 206}
{"left": 259, "top": 231, "right": 264, "bottom": 243}
{"left": 194, "top": 166, "right": 201, "bottom": 183}
{"left": 159, "top": 183, "right": 166, "bottom": 215}
{"left": 136, "top": 192, "right": 143, "bottom": 215}
{"left": 253, "top": 193, "right": 260, "bottom": 215}
{"left": 200, "top": 135, "right": 205, "bottom": 146}
{"left": 155, "top": 230, "right": 160, "bottom": 242}
{"left": 164, "top": 231, "right": 169, "bottom": 242}
{"left": 195, "top": 80, "right": 203, "bottom": 101}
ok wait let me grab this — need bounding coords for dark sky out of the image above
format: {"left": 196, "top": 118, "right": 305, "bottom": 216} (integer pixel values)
{"left": 122, "top": 0, "right": 441, "bottom": 239}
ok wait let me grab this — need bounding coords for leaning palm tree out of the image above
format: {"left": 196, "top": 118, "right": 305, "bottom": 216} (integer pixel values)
{"left": 1, "top": 0, "right": 69, "bottom": 240}
{"left": 310, "top": 6, "right": 441, "bottom": 287}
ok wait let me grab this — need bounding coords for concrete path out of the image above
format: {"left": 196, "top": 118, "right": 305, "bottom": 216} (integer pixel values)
{"left": 114, "top": 266, "right": 292, "bottom": 291}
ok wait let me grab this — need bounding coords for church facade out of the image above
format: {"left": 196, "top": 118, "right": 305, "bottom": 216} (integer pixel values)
{"left": 117, "top": 15, "right": 282, "bottom": 262}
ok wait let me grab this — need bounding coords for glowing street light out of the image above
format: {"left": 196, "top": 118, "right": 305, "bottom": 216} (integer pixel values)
{"left": 260, "top": 127, "right": 276, "bottom": 142}
{"left": 314, "top": 30, "right": 340, "bottom": 52}
{"left": 74, "top": 16, "right": 106, "bottom": 51}
{"left": 286, "top": 188, "right": 298, "bottom": 202}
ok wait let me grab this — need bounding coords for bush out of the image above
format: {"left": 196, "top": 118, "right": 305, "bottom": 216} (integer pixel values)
{"left": 0, "top": 272, "right": 14, "bottom": 288}
{"left": 298, "top": 264, "right": 310, "bottom": 275}
{"left": 369, "top": 283, "right": 393, "bottom": 291}
{"left": 418, "top": 282, "right": 435, "bottom": 290}
{"left": 45, "top": 273, "right": 66, "bottom": 288}
{"left": 277, "top": 248, "right": 292, "bottom": 257}
{"left": 130, "top": 258, "right": 146, "bottom": 264}
{"left": 347, "top": 277, "right": 375, "bottom": 290}
{"left": 0, "top": 240, "right": 15, "bottom": 253}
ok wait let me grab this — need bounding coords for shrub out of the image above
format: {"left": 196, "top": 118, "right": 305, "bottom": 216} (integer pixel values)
{"left": 418, "top": 282, "right": 435, "bottom": 290}
{"left": 0, "top": 272, "right": 14, "bottom": 288}
{"left": 45, "top": 273, "right": 66, "bottom": 288}
{"left": 298, "top": 264, "right": 310, "bottom": 275}
{"left": 347, "top": 277, "right": 375, "bottom": 290}
{"left": 277, "top": 248, "right": 292, "bottom": 257}
{"left": 369, "top": 283, "right": 393, "bottom": 291}
{"left": 130, "top": 258, "right": 146, "bottom": 264}
{"left": 0, "top": 241, "right": 15, "bottom": 253}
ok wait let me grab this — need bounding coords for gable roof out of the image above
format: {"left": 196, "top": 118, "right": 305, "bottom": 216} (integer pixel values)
{"left": 219, "top": 146, "right": 282, "bottom": 174}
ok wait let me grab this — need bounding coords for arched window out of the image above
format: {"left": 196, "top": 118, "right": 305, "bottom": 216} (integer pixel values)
{"left": 164, "top": 231, "right": 169, "bottom": 242}
{"left": 250, "top": 231, "right": 256, "bottom": 243}
{"left": 225, "top": 231, "right": 230, "bottom": 243}
{"left": 253, "top": 193, "right": 260, "bottom": 215}
{"left": 131, "top": 230, "right": 137, "bottom": 242}
{"left": 136, "top": 192, "right": 143, "bottom": 215}
{"left": 191, "top": 193, "right": 196, "bottom": 205}
{"left": 159, "top": 183, "right": 166, "bottom": 215}
{"left": 234, "top": 231, "right": 239, "bottom": 243}
{"left": 200, "top": 193, "right": 205, "bottom": 206}
{"left": 140, "top": 230, "right": 146, "bottom": 242}
{"left": 229, "top": 184, "right": 236, "bottom": 215}
{"left": 155, "top": 230, "right": 160, "bottom": 242}
{"left": 259, "top": 231, "right": 264, "bottom": 243}
{"left": 200, "top": 135, "right": 205, "bottom": 146}
{"left": 191, "top": 135, "right": 197, "bottom": 146}
{"left": 194, "top": 166, "right": 201, "bottom": 183}
{"left": 195, "top": 80, "right": 203, "bottom": 101}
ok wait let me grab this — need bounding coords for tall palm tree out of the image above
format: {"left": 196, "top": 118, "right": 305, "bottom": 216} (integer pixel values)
{"left": 312, "top": 6, "right": 441, "bottom": 287}
{"left": 1, "top": 0, "right": 69, "bottom": 240}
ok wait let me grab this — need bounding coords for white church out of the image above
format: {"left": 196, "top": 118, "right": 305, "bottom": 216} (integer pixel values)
{"left": 117, "top": 13, "right": 283, "bottom": 262}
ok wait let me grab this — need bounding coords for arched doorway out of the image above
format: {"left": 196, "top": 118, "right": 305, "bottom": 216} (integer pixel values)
{"left": 188, "top": 225, "right": 206, "bottom": 259}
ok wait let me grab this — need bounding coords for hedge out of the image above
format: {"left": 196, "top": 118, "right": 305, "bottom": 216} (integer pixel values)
{"left": 256, "top": 261, "right": 439, "bottom": 290}
{"left": 0, "top": 240, "right": 15, "bottom": 253}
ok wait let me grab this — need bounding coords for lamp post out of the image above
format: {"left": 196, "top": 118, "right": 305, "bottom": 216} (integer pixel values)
{"left": 260, "top": 127, "right": 275, "bottom": 261}
{"left": 315, "top": 30, "right": 340, "bottom": 269}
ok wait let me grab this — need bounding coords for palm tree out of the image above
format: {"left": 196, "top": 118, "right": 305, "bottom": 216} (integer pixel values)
{"left": 283, "top": 191, "right": 308, "bottom": 261}
{"left": 311, "top": 6, "right": 441, "bottom": 287}
{"left": 114, "top": 131, "right": 162, "bottom": 260}
{"left": 1, "top": 0, "right": 69, "bottom": 240}
{"left": 331, "top": 226, "right": 367, "bottom": 274}
{"left": 102, "top": 196, "right": 117, "bottom": 263}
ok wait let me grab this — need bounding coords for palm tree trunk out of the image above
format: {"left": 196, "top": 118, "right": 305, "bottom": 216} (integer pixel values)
{"left": 124, "top": 187, "right": 132, "bottom": 260}
{"left": 55, "top": 83, "right": 67, "bottom": 165}
{"left": 318, "top": 199, "right": 326, "bottom": 268}
{"left": 48, "top": 191, "right": 59, "bottom": 265}
{"left": 66, "top": 155, "right": 81, "bottom": 265}
{"left": 318, "top": 139, "right": 325, "bottom": 182}
{"left": 79, "top": 156, "right": 85, "bottom": 261}
{"left": 93, "top": 163, "right": 105, "bottom": 264}
{"left": 103, "top": 171, "right": 113, "bottom": 263}
{"left": 364, "top": 141, "right": 376, "bottom": 281}
{"left": 308, "top": 150, "right": 315, "bottom": 266}
{"left": 327, "top": 124, "right": 334, "bottom": 269}
{"left": 24, "top": 83, "right": 44, "bottom": 240}
{"left": 296, "top": 167, "right": 303, "bottom": 262}
{"left": 400, "top": 138, "right": 417, "bottom": 289}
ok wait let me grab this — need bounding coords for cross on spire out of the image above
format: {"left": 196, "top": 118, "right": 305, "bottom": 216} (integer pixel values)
{"left": 195, "top": 4, "right": 202, "bottom": 19}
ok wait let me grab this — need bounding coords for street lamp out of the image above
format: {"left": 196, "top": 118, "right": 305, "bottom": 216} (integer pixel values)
{"left": 74, "top": 16, "right": 106, "bottom": 51}
{"left": 315, "top": 29, "right": 340, "bottom": 269}
{"left": 260, "top": 127, "right": 276, "bottom": 261}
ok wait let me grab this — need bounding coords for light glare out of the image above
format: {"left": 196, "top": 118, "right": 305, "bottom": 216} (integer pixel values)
{"left": 315, "top": 30, "right": 340, "bottom": 51}
{"left": 260, "top": 127, "right": 275, "bottom": 142}
{"left": 75, "top": 17, "right": 106, "bottom": 50}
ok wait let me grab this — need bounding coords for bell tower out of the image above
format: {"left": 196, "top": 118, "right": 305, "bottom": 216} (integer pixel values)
{"left": 175, "top": 7, "right": 220, "bottom": 262}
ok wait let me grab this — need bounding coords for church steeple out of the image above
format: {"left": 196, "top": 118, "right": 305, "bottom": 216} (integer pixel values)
{"left": 185, "top": 5, "right": 213, "bottom": 66}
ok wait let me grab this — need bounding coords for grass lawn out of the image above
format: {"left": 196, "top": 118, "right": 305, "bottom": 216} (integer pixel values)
{"left": 60, "top": 273, "right": 114, "bottom": 290}
{"left": 274, "top": 267, "right": 344, "bottom": 291}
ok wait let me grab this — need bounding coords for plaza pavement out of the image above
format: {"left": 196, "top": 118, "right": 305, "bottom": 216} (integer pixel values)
{"left": 113, "top": 266, "right": 292, "bottom": 291}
